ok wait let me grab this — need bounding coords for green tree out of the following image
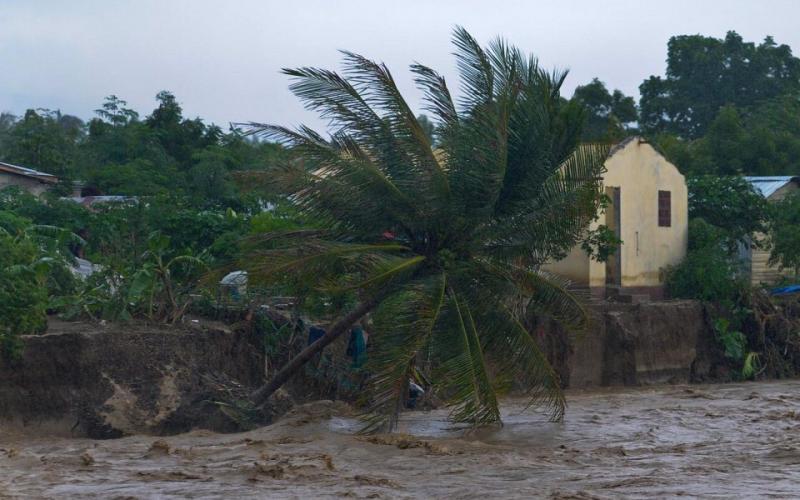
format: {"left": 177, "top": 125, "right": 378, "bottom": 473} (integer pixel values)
{"left": 687, "top": 176, "right": 768, "bottom": 251}
{"left": 654, "top": 95, "right": 800, "bottom": 177}
{"left": 146, "top": 91, "right": 217, "bottom": 169}
{"left": 666, "top": 218, "right": 745, "bottom": 302}
{"left": 189, "top": 146, "right": 238, "bottom": 206}
{"left": 242, "top": 28, "right": 606, "bottom": 430}
{"left": 416, "top": 114, "right": 436, "bottom": 144}
{"left": 572, "top": 78, "right": 637, "bottom": 142}
{"left": 769, "top": 191, "right": 800, "bottom": 277}
{"left": 0, "top": 112, "right": 17, "bottom": 151}
{"left": 1, "top": 109, "right": 83, "bottom": 176}
{"left": 0, "top": 232, "right": 48, "bottom": 357}
{"left": 0, "top": 211, "right": 82, "bottom": 357}
{"left": 693, "top": 105, "right": 748, "bottom": 174}
{"left": 640, "top": 32, "right": 800, "bottom": 138}
{"left": 94, "top": 95, "right": 140, "bottom": 126}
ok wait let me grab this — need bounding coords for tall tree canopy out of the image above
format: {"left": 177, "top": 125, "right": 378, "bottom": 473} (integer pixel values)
{"left": 572, "top": 78, "right": 637, "bottom": 143}
{"left": 0, "top": 93, "right": 289, "bottom": 207}
{"left": 0, "top": 109, "right": 84, "bottom": 176}
{"left": 654, "top": 95, "right": 800, "bottom": 176}
{"left": 640, "top": 31, "right": 800, "bottom": 139}
{"left": 243, "top": 27, "right": 607, "bottom": 430}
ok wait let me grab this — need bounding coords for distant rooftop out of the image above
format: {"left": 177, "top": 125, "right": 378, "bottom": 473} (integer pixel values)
{"left": 744, "top": 176, "right": 800, "bottom": 198}
{"left": 65, "top": 196, "right": 138, "bottom": 207}
{"left": 0, "top": 161, "right": 58, "bottom": 183}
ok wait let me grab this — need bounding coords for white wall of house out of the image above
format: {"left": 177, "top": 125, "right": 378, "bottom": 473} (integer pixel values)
{"left": 0, "top": 172, "right": 51, "bottom": 196}
{"left": 543, "top": 138, "right": 688, "bottom": 295}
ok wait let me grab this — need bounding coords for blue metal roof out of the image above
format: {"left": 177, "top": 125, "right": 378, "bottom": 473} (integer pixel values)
{"left": 744, "top": 176, "right": 800, "bottom": 198}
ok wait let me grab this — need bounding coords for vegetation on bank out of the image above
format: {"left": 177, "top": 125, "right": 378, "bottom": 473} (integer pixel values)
{"left": 3, "top": 27, "right": 800, "bottom": 427}
{"left": 665, "top": 176, "right": 800, "bottom": 380}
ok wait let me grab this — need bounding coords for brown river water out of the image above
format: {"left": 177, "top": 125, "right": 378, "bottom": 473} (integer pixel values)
{"left": 3, "top": 380, "right": 800, "bottom": 499}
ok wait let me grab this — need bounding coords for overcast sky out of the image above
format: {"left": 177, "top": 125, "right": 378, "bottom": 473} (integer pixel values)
{"left": 3, "top": 0, "right": 800, "bottom": 131}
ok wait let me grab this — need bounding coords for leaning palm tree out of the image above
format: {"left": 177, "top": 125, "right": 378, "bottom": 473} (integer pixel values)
{"left": 242, "top": 27, "right": 607, "bottom": 431}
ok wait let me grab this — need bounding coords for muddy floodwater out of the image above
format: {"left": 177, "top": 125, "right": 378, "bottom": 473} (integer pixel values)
{"left": 3, "top": 380, "right": 800, "bottom": 499}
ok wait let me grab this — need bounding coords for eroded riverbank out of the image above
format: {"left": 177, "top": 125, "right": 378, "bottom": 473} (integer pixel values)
{"left": 3, "top": 380, "right": 800, "bottom": 498}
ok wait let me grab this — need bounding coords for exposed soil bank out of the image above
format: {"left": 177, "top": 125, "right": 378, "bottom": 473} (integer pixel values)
{"left": 3, "top": 381, "right": 800, "bottom": 498}
{"left": 0, "top": 300, "right": 756, "bottom": 439}
{"left": 0, "top": 319, "right": 275, "bottom": 438}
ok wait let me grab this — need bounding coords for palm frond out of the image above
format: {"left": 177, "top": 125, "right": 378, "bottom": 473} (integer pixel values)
{"left": 482, "top": 144, "right": 608, "bottom": 265}
{"left": 277, "top": 65, "right": 387, "bottom": 138}
{"left": 514, "top": 268, "right": 592, "bottom": 332}
{"left": 326, "top": 255, "right": 425, "bottom": 293}
{"left": 479, "top": 303, "right": 566, "bottom": 421}
{"left": 241, "top": 124, "right": 421, "bottom": 237}
{"left": 240, "top": 234, "right": 407, "bottom": 289}
{"left": 360, "top": 273, "right": 447, "bottom": 432}
{"left": 410, "top": 62, "right": 458, "bottom": 131}
{"left": 432, "top": 287, "right": 500, "bottom": 426}
{"left": 340, "top": 51, "right": 450, "bottom": 200}
{"left": 452, "top": 26, "right": 494, "bottom": 111}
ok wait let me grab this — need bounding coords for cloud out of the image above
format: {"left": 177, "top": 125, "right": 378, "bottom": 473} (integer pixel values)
{"left": 2, "top": 0, "right": 798, "bottom": 131}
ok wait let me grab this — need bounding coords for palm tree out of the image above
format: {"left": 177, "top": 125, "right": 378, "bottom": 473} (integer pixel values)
{"left": 242, "top": 27, "right": 607, "bottom": 431}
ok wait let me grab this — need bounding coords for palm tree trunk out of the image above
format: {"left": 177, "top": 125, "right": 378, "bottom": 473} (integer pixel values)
{"left": 251, "top": 291, "right": 385, "bottom": 407}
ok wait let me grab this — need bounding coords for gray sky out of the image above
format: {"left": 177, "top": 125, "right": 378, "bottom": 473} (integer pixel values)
{"left": 3, "top": 0, "right": 800, "bottom": 131}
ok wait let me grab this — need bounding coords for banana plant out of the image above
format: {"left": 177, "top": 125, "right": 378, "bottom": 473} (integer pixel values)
{"left": 128, "top": 231, "right": 208, "bottom": 323}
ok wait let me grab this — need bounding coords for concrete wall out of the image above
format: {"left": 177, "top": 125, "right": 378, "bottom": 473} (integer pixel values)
{"left": 541, "top": 301, "right": 707, "bottom": 389}
{"left": 543, "top": 138, "right": 688, "bottom": 294}
{"left": 0, "top": 172, "right": 50, "bottom": 196}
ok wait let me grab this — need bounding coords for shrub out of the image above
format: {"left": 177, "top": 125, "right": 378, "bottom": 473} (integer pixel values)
{"left": 666, "top": 219, "right": 746, "bottom": 303}
{"left": 769, "top": 191, "right": 800, "bottom": 277}
{"left": 0, "top": 234, "right": 48, "bottom": 357}
{"left": 687, "top": 175, "right": 769, "bottom": 252}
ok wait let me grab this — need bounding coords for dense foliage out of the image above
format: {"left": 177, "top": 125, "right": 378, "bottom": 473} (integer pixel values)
{"left": 665, "top": 218, "right": 747, "bottom": 303}
{"left": 0, "top": 93, "right": 288, "bottom": 205}
{"left": 572, "top": 78, "right": 638, "bottom": 143}
{"left": 687, "top": 176, "right": 769, "bottom": 251}
{"left": 769, "top": 191, "right": 800, "bottom": 277}
{"left": 640, "top": 31, "right": 800, "bottom": 139}
{"left": 640, "top": 32, "right": 800, "bottom": 177}
{"left": 0, "top": 209, "right": 79, "bottom": 357}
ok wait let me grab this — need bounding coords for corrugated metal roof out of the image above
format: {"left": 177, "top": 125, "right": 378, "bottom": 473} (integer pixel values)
{"left": 744, "top": 176, "right": 800, "bottom": 198}
{"left": 0, "top": 161, "right": 57, "bottom": 182}
{"left": 65, "top": 196, "right": 138, "bottom": 206}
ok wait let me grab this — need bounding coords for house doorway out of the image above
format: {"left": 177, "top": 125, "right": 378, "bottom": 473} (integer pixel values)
{"left": 605, "top": 187, "right": 621, "bottom": 286}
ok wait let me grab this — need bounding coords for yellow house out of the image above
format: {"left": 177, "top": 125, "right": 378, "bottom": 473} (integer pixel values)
{"left": 742, "top": 176, "right": 800, "bottom": 285}
{"left": 544, "top": 137, "right": 688, "bottom": 299}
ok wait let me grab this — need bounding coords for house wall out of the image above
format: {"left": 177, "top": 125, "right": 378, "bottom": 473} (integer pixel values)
{"left": 0, "top": 172, "right": 50, "bottom": 196}
{"left": 543, "top": 139, "right": 688, "bottom": 296}
{"left": 543, "top": 243, "right": 592, "bottom": 285}
{"left": 750, "top": 182, "right": 800, "bottom": 285}
{"left": 596, "top": 140, "right": 688, "bottom": 290}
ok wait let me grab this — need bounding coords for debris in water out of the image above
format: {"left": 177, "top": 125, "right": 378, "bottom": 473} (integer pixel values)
{"left": 80, "top": 451, "right": 94, "bottom": 466}
{"left": 146, "top": 439, "right": 171, "bottom": 457}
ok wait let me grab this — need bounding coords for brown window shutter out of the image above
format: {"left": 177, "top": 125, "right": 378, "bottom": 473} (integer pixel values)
{"left": 658, "top": 190, "right": 671, "bottom": 227}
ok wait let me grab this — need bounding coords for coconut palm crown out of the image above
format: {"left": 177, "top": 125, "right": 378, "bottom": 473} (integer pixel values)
{"left": 244, "top": 27, "right": 607, "bottom": 431}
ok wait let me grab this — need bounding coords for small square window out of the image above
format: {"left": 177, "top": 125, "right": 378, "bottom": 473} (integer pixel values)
{"left": 658, "top": 190, "right": 671, "bottom": 227}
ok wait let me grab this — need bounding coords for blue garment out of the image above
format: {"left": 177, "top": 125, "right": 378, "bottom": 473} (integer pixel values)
{"left": 770, "top": 285, "right": 800, "bottom": 296}
{"left": 308, "top": 326, "right": 325, "bottom": 345}
{"left": 346, "top": 326, "right": 367, "bottom": 367}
